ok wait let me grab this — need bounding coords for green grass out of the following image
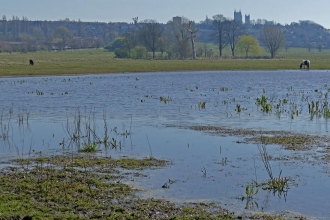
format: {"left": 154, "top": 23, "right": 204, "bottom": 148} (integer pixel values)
{"left": 1, "top": 154, "right": 304, "bottom": 219}
{"left": 0, "top": 155, "right": 236, "bottom": 219}
{"left": 1, "top": 47, "right": 330, "bottom": 77}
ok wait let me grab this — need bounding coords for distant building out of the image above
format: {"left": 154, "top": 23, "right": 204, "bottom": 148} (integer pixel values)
{"left": 132, "top": 17, "right": 138, "bottom": 25}
{"left": 173, "top": 16, "right": 182, "bottom": 25}
{"left": 245, "top": 14, "right": 250, "bottom": 25}
{"left": 234, "top": 10, "right": 242, "bottom": 23}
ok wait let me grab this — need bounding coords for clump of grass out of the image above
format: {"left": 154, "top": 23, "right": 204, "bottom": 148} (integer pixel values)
{"left": 261, "top": 103, "right": 272, "bottom": 112}
{"left": 249, "top": 135, "right": 312, "bottom": 150}
{"left": 235, "top": 104, "right": 246, "bottom": 113}
{"left": 116, "top": 157, "right": 167, "bottom": 170}
{"left": 245, "top": 182, "right": 258, "bottom": 199}
{"left": 256, "top": 95, "right": 272, "bottom": 113}
{"left": 198, "top": 101, "right": 206, "bottom": 109}
{"left": 256, "top": 95, "right": 267, "bottom": 105}
{"left": 159, "top": 96, "right": 172, "bottom": 103}
{"left": 35, "top": 90, "right": 44, "bottom": 95}
{"left": 78, "top": 141, "right": 98, "bottom": 153}
{"left": 324, "top": 108, "right": 330, "bottom": 118}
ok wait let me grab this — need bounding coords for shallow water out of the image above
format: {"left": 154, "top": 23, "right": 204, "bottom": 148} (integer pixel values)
{"left": 1, "top": 70, "right": 330, "bottom": 218}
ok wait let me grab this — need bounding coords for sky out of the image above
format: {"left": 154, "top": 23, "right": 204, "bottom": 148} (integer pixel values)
{"left": 1, "top": 0, "right": 330, "bottom": 28}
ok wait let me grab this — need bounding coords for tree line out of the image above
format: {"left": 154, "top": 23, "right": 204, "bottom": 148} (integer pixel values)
{"left": 106, "top": 16, "right": 285, "bottom": 59}
{"left": 0, "top": 17, "right": 105, "bottom": 52}
{"left": 0, "top": 14, "right": 312, "bottom": 59}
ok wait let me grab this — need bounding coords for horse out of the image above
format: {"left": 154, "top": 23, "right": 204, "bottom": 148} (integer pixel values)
{"left": 29, "top": 59, "right": 34, "bottom": 65}
{"left": 300, "top": 60, "right": 310, "bottom": 69}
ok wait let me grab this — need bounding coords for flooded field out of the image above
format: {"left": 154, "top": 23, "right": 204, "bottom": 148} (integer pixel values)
{"left": 1, "top": 70, "right": 330, "bottom": 218}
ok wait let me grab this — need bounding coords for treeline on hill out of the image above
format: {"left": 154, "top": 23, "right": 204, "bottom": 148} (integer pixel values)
{"left": 0, "top": 15, "right": 329, "bottom": 59}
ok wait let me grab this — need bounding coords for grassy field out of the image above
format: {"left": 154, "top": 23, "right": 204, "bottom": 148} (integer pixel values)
{"left": 1, "top": 46, "right": 330, "bottom": 77}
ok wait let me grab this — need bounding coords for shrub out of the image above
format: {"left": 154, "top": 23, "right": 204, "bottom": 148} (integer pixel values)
{"left": 114, "top": 48, "right": 129, "bottom": 58}
{"left": 166, "top": 49, "right": 173, "bottom": 60}
{"left": 131, "top": 46, "right": 147, "bottom": 59}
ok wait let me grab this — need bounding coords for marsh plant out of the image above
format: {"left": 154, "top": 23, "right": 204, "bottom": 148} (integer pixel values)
{"left": 64, "top": 108, "right": 123, "bottom": 153}
{"left": 235, "top": 104, "right": 246, "bottom": 113}
{"left": 198, "top": 101, "right": 206, "bottom": 109}
{"left": 256, "top": 95, "right": 267, "bottom": 105}
{"left": 245, "top": 182, "right": 259, "bottom": 202}
{"left": 235, "top": 104, "right": 242, "bottom": 113}
{"left": 256, "top": 95, "right": 272, "bottom": 113}
{"left": 35, "top": 89, "right": 44, "bottom": 95}
{"left": 240, "top": 181, "right": 259, "bottom": 210}
{"left": 252, "top": 87, "right": 330, "bottom": 121}
{"left": 0, "top": 111, "right": 11, "bottom": 142}
{"left": 159, "top": 96, "right": 173, "bottom": 104}
{"left": 79, "top": 141, "right": 98, "bottom": 153}
{"left": 201, "top": 166, "right": 207, "bottom": 178}
{"left": 255, "top": 143, "right": 295, "bottom": 198}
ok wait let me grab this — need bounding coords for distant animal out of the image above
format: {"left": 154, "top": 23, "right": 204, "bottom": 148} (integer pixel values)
{"left": 300, "top": 60, "right": 310, "bottom": 69}
{"left": 29, "top": 59, "right": 34, "bottom": 65}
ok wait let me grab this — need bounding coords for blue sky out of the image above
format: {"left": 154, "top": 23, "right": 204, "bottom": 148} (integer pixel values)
{"left": 1, "top": 0, "right": 330, "bottom": 28}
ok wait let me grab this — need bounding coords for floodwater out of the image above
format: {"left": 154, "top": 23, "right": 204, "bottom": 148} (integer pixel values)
{"left": 1, "top": 70, "right": 330, "bottom": 218}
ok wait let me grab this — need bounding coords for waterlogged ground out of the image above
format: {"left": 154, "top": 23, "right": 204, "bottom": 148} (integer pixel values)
{"left": 1, "top": 70, "right": 330, "bottom": 218}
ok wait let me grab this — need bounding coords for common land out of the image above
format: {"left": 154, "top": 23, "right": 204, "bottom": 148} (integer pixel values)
{"left": 1, "top": 46, "right": 330, "bottom": 77}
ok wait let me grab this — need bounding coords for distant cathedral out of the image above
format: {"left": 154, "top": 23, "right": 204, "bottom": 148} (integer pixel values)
{"left": 234, "top": 10, "right": 242, "bottom": 23}
{"left": 245, "top": 14, "right": 250, "bottom": 25}
{"left": 234, "top": 10, "right": 250, "bottom": 25}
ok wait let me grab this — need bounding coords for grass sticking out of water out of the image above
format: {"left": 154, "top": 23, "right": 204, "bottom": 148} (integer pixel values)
{"left": 1, "top": 155, "right": 241, "bottom": 219}
{"left": 160, "top": 95, "right": 172, "bottom": 103}
{"left": 78, "top": 141, "right": 98, "bottom": 153}
{"left": 250, "top": 135, "right": 313, "bottom": 150}
{"left": 198, "top": 101, "right": 206, "bottom": 109}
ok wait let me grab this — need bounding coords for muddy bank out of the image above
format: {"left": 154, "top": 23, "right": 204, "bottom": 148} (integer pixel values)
{"left": 0, "top": 154, "right": 308, "bottom": 219}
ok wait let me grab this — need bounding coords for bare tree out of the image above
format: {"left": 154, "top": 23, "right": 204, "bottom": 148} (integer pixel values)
{"left": 187, "top": 21, "right": 198, "bottom": 59}
{"left": 138, "top": 19, "right": 164, "bottom": 59}
{"left": 167, "top": 17, "right": 191, "bottom": 59}
{"left": 21, "top": 16, "right": 29, "bottom": 34}
{"left": 317, "top": 43, "right": 323, "bottom": 52}
{"left": 262, "top": 25, "right": 285, "bottom": 58}
{"left": 306, "top": 41, "right": 312, "bottom": 52}
{"left": 156, "top": 37, "right": 167, "bottom": 58}
{"left": 203, "top": 42, "right": 208, "bottom": 57}
{"left": 285, "top": 41, "right": 290, "bottom": 52}
{"left": 224, "top": 20, "right": 244, "bottom": 56}
{"left": 123, "top": 27, "right": 140, "bottom": 55}
{"left": 106, "top": 22, "right": 118, "bottom": 43}
{"left": 54, "top": 26, "right": 72, "bottom": 49}
{"left": 211, "top": 14, "right": 227, "bottom": 57}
